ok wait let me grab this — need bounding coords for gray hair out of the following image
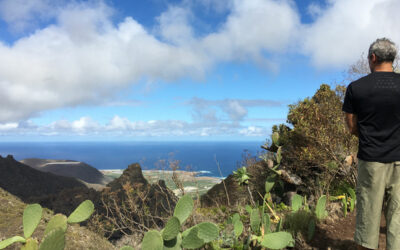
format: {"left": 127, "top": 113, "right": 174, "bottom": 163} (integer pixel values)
{"left": 368, "top": 38, "right": 397, "bottom": 63}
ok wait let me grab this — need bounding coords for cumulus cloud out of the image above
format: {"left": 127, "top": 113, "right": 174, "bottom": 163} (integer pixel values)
{"left": 188, "top": 97, "right": 283, "bottom": 122}
{"left": 303, "top": 0, "right": 400, "bottom": 68}
{"left": 0, "top": 115, "right": 268, "bottom": 137}
{"left": 1, "top": 0, "right": 400, "bottom": 126}
{"left": 0, "top": 0, "right": 60, "bottom": 32}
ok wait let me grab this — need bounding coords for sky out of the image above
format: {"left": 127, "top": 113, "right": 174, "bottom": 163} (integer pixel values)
{"left": 0, "top": 0, "right": 399, "bottom": 141}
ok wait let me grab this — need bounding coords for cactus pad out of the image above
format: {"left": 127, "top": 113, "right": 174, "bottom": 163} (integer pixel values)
{"left": 23, "top": 204, "right": 43, "bottom": 238}
{"left": 181, "top": 227, "right": 204, "bottom": 249}
{"left": 291, "top": 194, "right": 303, "bottom": 212}
{"left": 315, "top": 195, "right": 328, "bottom": 220}
{"left": 163, "top": 233, "right": 182, "bottom": 250}
{"left": 250, "top": 209, "right": 261, "bottom": 234}
{"left": 173, "top": 195, "right": 193, "bottom": 225}
{"left": 0, "top": 236, "right": 26, "bottom": 249}
{"left": 260, "top": 232, "right": 294, "bottom": 249}
{"left": 44, "top": 214, "right": 68, "bottom": 236}
{"left": 67, "top": 200, "right": 94, "bottom": 224}
{"left": 21, "top": 238, "right": 38, "bottom": 250}
{"left": 38, "top": 228, "right": 65, "bottom": 250}
{"left": 141, "top": 230, "right": 163, "bottom": 250}
{"left": 162, "top": 216, "right": 181, "bottom": 241}
{"left": 196, "top": 222, "right": 218, "bottom": 243}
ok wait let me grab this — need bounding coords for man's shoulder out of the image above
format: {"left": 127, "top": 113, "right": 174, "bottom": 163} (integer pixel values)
{"left": 349, "top": 73, "right": 373, "bottom": 87}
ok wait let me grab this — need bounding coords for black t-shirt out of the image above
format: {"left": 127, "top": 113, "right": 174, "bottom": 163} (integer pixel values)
{"left": 342, "top": 72, "right": 400, "bottom": 162}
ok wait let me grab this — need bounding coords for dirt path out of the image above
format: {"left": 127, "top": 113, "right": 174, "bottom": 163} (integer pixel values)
{"left": 308, "top": 212, "right": 386, "bottom": 249}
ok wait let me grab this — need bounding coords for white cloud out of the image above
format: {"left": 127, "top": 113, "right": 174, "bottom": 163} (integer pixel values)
{"left": 0, "top": 0, "right": 59, "bottom": 32}
{"left": 188, "top": 97, "right": 283, "bottom": 122}
{"left": 1, "top": 0, "right": 400, "bottom": 125}
{"left": 303, "top": 0, "right": 400, "bottom": 68}
{"left": 156, "top": 6, "right": 194, "bottom": 45}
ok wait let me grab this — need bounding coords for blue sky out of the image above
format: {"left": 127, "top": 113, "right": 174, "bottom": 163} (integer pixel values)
{"left": 0, "top": 0, "right": 398, "bottom": 141}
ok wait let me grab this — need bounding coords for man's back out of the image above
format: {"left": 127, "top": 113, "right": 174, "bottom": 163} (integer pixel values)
{"left": 343, "top": 71, "right": 400, "bottom": 162}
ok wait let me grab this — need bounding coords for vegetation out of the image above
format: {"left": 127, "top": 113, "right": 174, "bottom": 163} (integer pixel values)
{"left": 0, "top": 200, "right": 94, "bottom": 250}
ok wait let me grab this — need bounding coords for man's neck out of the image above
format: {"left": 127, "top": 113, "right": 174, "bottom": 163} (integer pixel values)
{"left": 372, "top": 62, "right": 393, "bottom": 72}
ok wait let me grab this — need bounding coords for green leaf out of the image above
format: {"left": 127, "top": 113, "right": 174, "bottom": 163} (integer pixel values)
{"left": 291, "top": 194, "right": 303, "bottom": 212}
{"left": 181, "top": 227, "right": 204, "bottom": 249}
{"left": 173, "top": 195, "right": 193, "bottom": 225}
{"left": 315, "top": 195, "right": 328, "bottom": 220}
{"left": 265, "top": 175, "right": 276, "bottom": 193}
{"left": 44, "top": 214, "right": 67, "bottom": 236}
{"left": 347, "top": 187, "right": 356, "bottom": 212}
{"left": 272, "top": 132, "right": 280, "bottom": 146}
{"left": 276, "top": 147, "right": 282, "bottom": 164}
{"left": 263, "top": 213, "right": 271, "bottom": 234}
{"left": 261, "top": 232, "right": 294, "bottom": 249}
{"left": 141, "top": 230, "right": 163, "bottom": 250}
{"left": 231, "top": 213, "right": 240, "bottom": 225}
{"left": 342, "top": 195, "right": 348, "bottom": 217}
{"left": 233, "top": 220, "right": 243, "bottom": 238}
{"left": 23, "top": 204, "right": 43, "bottom": 238}
{"left": 163, "top": 233, "right": 182, "bottom": 250}
{"left": 162, "top": 217, "right": 180, "bottom": 241}
{"left": 21, "top": 238, "right": 38, "bottom": 250}
{"left": 245, "top": 205, "right": 252, "bottom": 215}
{"left": 38, "top": 228, "right": 65, "bottom": 250}
{"left": 307, "top": 219, "right": 315, "bottom": 241}
{"left": 67, "top": 200, "right": 94, "bottom": 224}
{"left": 0, "top": 236, "right": 26, "bottom": 249}
{"left": 196, "top": 222, "right": 219, "bottom": 243}
{"left": 250, "top": 209, "right": 261, "bottom": 234}
{"left": 275, "top": 218, "right": 282, "bottom": 232}
{"left": 120, "top": 247, "right": 135, "bottom": 250}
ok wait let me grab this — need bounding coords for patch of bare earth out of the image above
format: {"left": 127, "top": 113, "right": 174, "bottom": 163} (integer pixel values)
{"left": 308, "top": 211, "right": 386, "bottom": 250}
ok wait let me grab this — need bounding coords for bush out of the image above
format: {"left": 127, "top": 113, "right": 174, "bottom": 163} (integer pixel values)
{"left": 266, "top": 84, "right": 358, "bottom": 197}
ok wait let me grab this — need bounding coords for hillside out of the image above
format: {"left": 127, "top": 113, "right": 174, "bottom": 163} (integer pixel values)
{"left": 0, "top": 155, "right": 86, "bottom": 202}
{"left": 21, "top": 158, "right": 112, "bottom": 185}
{"left": 0, "top": 187, "right": 116, "bottom": 250}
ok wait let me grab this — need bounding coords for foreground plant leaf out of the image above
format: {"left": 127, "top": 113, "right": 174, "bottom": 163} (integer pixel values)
{"left": 23, "top": 204, "right": 43, "bottom": 238}
{"left": 0, "top": 236, "right": 26, "bottom": 249}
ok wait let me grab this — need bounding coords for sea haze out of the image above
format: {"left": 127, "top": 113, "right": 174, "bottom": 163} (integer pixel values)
{"left": 0, "top": 141, "right": 264, "bottom": 177}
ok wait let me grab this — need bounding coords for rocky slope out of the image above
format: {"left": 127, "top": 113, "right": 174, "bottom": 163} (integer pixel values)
{"left": 21, "top": 158, "right": 112, "bottom": 185}
{"left": 0, "top": 187, "right": 116, "bottom": 250}
{"left": 0, "top": 155, "right": 86, "bottom": 202}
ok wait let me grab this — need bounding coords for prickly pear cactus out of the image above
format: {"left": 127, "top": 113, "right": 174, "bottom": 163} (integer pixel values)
{"left": 0, "top": 236, "right": 26, "bottom": 249}
{"left": 272, "top": 132, "right": 280, "bottom": 146}
{"left": 250, "top": 209, "right": 261, "bottom": 234}
{"left": 173, "top": 195, "right": 193, "bottom": 225}
{"left": 196, "top": 222, "right": 218, "bottom": 243}
{"left": 38, "top": 228, "right": 65, "bottom": 250}
{"left": 181, "top": 227, "right": 204, "bottom": 249}
{"left": 315, "top": 195, "right": 328, "bottom": 220}
{"left": 67, "top": 200, "right": 94, "bottom": 224}
{"left": 23, "top": 204, "right": 43, "bottom": 238}
{"left": 44, "top": 214, "right": 68, "bottom": 236}
{"left": 163, "top": 233, "right": 182, "bottom": 250}
{"left": 21, "top": 238, "right": 38, "bottom": 250}
{"left": 291, "top": 194, "right": 303, "bottom": 212}
{"left": 119, "top": 246, "right": 134, "bottom": 250}
{"left": 260, "top": 232, "right": 294, "bottom": 249}
{"left": 162, "top": 216, "right": 180, "bottom": 241}
{"left": 141, "top": 230, "right": 163, "bottom": 250}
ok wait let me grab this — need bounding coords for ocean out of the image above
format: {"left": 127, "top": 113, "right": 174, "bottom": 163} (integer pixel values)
{"left": 0, "top": 141, "right": 264, "bottom": 177}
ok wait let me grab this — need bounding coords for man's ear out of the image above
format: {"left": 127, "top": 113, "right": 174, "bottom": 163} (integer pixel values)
{"left": 370, "top": 53, "right": 377, "bottom": 64}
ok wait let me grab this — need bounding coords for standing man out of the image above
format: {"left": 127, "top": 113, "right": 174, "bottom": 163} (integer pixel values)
{"left": 343, "top": 38, "right": 400, "bottom": 250}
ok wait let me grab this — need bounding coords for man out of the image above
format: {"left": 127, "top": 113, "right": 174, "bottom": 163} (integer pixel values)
{"left": 343, "top": 38, "right": 400, "bottom": 250}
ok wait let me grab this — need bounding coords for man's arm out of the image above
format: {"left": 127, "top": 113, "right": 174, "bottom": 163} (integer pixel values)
{"left": 345, "top": 112, "right": 358, "bottom": 137}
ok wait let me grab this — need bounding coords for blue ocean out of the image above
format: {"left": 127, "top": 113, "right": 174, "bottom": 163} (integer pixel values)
{"left": 0, "top": 141, "right": 264, "bottom": 177}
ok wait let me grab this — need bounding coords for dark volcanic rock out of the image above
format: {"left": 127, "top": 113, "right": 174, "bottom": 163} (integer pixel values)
{"left": 0, "top": 155, "right": 86, "bottom": 202}
{"left": 107, "top": 163, "right": 148, "bottom": 191}
{"left": 21, "top": 158, "right": 111, "bottom": 185}
{"left": 96, "top": 163, "right": 177, "bottom": 239}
